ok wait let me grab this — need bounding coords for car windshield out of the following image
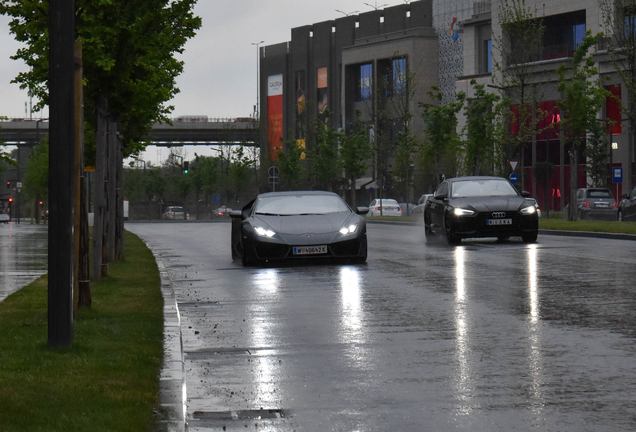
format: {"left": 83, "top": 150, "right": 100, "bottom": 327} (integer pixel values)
{"left": 451, "top": 179, "right": 518, "bottom": 198}
{"left": 255, "top": 194, "right": 349, "bottom": 215}
{"left": 587, "top": 190, "right": 612, "bottom": 198}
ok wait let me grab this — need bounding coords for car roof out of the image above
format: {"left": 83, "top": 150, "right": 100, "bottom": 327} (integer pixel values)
{"left": 257, "top": 190, "right": 340, "bottom": 198}
{"left": 446, "top": 176, "right": 508, "bottom": 183}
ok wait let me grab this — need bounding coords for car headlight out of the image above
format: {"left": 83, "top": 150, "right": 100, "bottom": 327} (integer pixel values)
{"left": 453, "top": 208, "right": 475, "bottom": 216}
{"left": 520, "top": 206, "right": 537, "bottom": 215}
{"left": 339, "top": 224, "right": 358, "bottom": 235}
{"left": 254, "top": 226, "right": 276, "bottom": 237}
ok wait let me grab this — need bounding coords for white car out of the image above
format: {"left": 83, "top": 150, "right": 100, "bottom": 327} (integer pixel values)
{"left": 162, "top": 206, "right": 188, "bottom": 220}
{"left": 368, "top": 199, "right": 402, "bottom": 217}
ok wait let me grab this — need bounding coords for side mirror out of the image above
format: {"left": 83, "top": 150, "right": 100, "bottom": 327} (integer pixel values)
{"left": 356, "top": 206, "right": 369, "bottom": 215}
{"left": 229, "top": 210, "right": 242, "bottom": 218}
{"left": 521, "top": 191, "right": 531, "bottom": 198}
{"left": 434, "top": 193, "right": 444, "bottom": 200}
{"left": 623, "top": 194, "right": 629, "bottom": 199}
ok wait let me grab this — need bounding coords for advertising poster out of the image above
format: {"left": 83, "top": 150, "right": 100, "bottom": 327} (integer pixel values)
{"left": 295, "top": 71, "right": 306, "bottom": 140}
{"left": 267, "top": 74, "right": 284, "bottom": 161}
{"left": 317, "top": 67, "right": 328, "bottom": 123}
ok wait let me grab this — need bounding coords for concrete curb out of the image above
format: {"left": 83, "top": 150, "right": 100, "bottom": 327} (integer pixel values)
{"left": 155, "top": 257, "right": 188, "bottom": 432}
{"left": 539, "top": 229, "right": 636, "bottom": 241}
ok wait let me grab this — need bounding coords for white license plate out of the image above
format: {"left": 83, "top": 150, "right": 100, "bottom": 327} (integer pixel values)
{"left": 293, "top": 245, "right": 328, "bottom": 255}
{"left": 487, "top": 218, "right": 512, "bottom": 226}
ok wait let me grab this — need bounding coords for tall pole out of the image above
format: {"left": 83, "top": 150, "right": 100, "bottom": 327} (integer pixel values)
{"left": 48, "top": 0, "right": 75, "bottom": 347}
{"left": 252, "top": 41, "right": 264, "bottom": 119}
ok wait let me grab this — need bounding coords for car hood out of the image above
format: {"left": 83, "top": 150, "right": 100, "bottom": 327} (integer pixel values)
{"left": 450, "top": 196, "right": 530, "bottom": 212}
{"left": 252, "top": 212, "right": 351, "bottom": 234}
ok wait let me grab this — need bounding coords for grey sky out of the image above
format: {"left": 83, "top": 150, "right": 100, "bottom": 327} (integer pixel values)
{"left": 1, "top": 1, "right": 405, "bottom": 120}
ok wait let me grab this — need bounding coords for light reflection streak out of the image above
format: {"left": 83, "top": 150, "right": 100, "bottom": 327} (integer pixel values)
{"left": 454, "top": 247, "right": 472, "bottom": 412}
{"left": 249, "top": 269, "right": 281, "bottom": 405}
{"left": 526, "top": 244, "right": 545, "bottom": 414}
{"left": 338, "top": 267, "right": 367, "bottom": 362}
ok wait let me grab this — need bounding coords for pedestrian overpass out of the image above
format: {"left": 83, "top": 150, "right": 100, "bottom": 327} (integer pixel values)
{"left": 0, "top": 117, "right": 260, "bottom": 146}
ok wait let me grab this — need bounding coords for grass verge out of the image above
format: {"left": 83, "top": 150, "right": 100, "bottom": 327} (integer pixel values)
{"left": 0, "top": 230, "right": 164, "bottom": 432}
{"left": 539, "top": 218, "right": 636, "bottom": 234}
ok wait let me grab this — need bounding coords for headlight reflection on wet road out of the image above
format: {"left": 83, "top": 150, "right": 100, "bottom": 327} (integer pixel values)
{"left": 339, "top": 266, "right": 367, "bottom": 363}
{"left": 249, "top": 269, "right": 281, "bottom": 406}
{"left": 526, "top": 244, "right": 545, "bottom": 413}
{"left": 454, "top": 246, "right": 473, "bottom": 412}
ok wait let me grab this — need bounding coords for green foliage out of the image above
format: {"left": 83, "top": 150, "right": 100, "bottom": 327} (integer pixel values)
{"left": 341, "top": 110, "right": 373, "bottom": 181}
{"left": 587, "top": 121, "right": 609, "bottom": 187}
{"left": 312, "top": 110, "right": 343, "bottom": 191}
{"left": 419, "top": 87, "right": 464, "bottom": 182}
{"left": 22, "top": 136, "right": 49, "bottom": 201}
{"left": 277, "top": 138, "right": 306, "bottom": 190}
{"left": 142, "top": 168, "right": 165, "bottom": 202}
{"left": 0, "top": 0, "right": 202, "bottom": 157}
{"left": 229, "top": 146, "right": 255, "bottom": 199}
{"left": 461, "top": 80, "right": 501, "bottom": 175}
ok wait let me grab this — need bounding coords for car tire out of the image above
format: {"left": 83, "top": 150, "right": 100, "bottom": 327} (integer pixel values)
{"left": 241, "top": 240, "right": 255, "bottom": 266}
{"left": 522, "top": 232, "right": 538, "bottom": 243}
{"left": 618, "top": 209, "right": 623, "bottom": 222}
{"left": 424, "top": 213, "right": 434, "bottom": 241}
{"left": 444, "top": 216, "right": 460, "bottom": 245}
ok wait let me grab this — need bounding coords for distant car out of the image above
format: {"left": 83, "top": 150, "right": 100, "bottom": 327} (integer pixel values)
{"left": 412, "top": 194, "right": 433, "bottom": 217}
{"left": 213, "top": 206, "right": 233, "bottom": 216}
{"left": 368, "top": 199, "right": 402, "bottom": 217}
{"left": 618, "top": 185, "right": 636, "bottom": 222}
{"left": 230, "top": 191, "right": 369, "bottom": 266}
{"left": 424, "top": 176, "right": 539, "bottom": 244}
{"left": 570, "top": 188, "right": 617, "bottom": 221}
{"left": 399, "top": 203, "right": 417, "bottom": 216}
{"left": 162, "top": 206, "right": 188, "bottom": 220}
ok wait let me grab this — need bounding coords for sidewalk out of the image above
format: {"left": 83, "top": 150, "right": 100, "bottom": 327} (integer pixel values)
{"left": 0, "top": 222, "right": 48, "bottom": 303}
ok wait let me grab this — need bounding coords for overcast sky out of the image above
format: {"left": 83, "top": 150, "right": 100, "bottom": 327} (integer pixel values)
{"left": 1, "top": 1, "right": 408, "bottom": 120}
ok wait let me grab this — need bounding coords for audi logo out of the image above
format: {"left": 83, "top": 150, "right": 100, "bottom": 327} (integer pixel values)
{"left": 492, "top": 212, "right": 506, "bottom": 218}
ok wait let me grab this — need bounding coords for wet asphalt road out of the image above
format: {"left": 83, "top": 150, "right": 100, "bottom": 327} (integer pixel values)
{"left": 0, "top": 222, "right": 48, "bottom": 302}
{"left": 127, "top": 221, "right": 636, "bottom": 432}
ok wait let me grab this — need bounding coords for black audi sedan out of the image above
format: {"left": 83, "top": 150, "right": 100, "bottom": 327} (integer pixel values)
{"left": 230, "top": 191, "right": 369, "bottom": 266}
{"left": 424, "top": 176, "right": 539, "bottom": 244}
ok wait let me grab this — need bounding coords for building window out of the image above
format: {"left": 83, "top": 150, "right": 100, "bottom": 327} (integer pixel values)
{"left": 540, "top": 10, "right": 586, "bottom": 60}
{"left": 392, "top": 57, "right": 407, "bottom": 96}
{"left": 355, "top": 63, "right": 373, "bottom": 102}
{"left": 485, "top": 39, "right": 492, "bottom": 73}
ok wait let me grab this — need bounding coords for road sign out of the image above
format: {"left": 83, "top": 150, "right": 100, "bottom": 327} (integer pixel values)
{"left": 509, "top": 173, "right": 518, "bottom": 184}
{"left": 509, "top": 160, "right": 519, "bottom": 172}
{"left": 268, "top": 166, "right": 279, "bottom": 178}
{"left": 613, "top": 167, "right": 623, "bottom": 184}
{"left": 268, "top": 176, "right": 280, "bottom": 184}
{"left": 212, "top": 194, "right": 221, "bottom": 204}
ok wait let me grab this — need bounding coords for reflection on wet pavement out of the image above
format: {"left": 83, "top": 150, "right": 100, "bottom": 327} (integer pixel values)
{"left": 0, "top": 223, "right": 48, "bottom": 302}
{"left": 128, "top": 222, "right": 636, "bottom": 432}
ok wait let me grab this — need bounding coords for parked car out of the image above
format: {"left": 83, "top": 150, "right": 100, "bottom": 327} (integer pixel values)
{"left": 399, "top": 202, "right": 417, "bottom": 216}
{"left": 162, "top": 206, "right": 188, "bottom": 220}
{"left": 412, "top": 194, "right": 433, "bottom": 217}
{"left": 368, "top": 199, "right": 402, "bottom": 217}
{"left": 618, "top": 185, "right": 636, "bottom": 222}
{"left": 230, "top": 191, "right": 369, "bottom": 266}
{"left": 424, "top": 176, "right": 539, "bottom": 244}
{"left": 570, "top": 188, "right": 617, "bottom": 221}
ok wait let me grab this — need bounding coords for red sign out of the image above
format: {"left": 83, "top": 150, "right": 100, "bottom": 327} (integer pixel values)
{"left": 267, "top": 74, "right": 283, "bottom": 161}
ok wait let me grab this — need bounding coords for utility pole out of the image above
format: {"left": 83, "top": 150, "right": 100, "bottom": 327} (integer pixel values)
{"left": 48, "top": 0, "right": 75, "bottom": 347}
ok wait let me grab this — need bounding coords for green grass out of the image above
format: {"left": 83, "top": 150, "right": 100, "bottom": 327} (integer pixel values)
{"left": 539, "top": 217, "right": 636, "bottom": 234}
{"left": 0, "top": 231, "right": 164, "bottom": 432}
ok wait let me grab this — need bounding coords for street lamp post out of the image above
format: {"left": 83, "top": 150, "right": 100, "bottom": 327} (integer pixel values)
{"left": 251, "top": 41, "right": 264, "bottom": 119}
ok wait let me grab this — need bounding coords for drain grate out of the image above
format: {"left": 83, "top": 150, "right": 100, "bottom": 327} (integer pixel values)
{"left": 193, "top": 409, "right": 285, "bottom": 421}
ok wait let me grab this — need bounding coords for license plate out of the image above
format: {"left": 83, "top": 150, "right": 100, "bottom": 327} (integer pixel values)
{"left": 487, "top": 218, "right": 512, "bottom": 226}
{"left": 595, "top": 203, "right": 608, "bottom": 208}
{"left": 293, "top": 245, "right": 327, "bottom": 255}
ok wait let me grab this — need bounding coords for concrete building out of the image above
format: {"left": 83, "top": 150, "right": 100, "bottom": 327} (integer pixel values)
{"left": 260, "top": 0, "right": 634, "bottom": 211}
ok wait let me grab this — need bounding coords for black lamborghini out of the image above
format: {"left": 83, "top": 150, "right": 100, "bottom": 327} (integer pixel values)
{"left": 230, "top": 191, "right": 369, "bottom": 266}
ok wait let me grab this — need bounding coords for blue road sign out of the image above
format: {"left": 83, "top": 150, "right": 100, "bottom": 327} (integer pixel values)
{"left": 613, "top": 167, "right": 623, "bottom": 184}
{"left": 212, "top": 194, "right": 221, "bottom": 204}
{"left": 509, "top": 173, "right": 518, "bottom": 184}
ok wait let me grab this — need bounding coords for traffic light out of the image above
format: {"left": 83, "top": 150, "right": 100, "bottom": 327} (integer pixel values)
{"left": 8, "top": 198, "right": 13, "bottom": 203}
{"left": 183, "top": 161, "right": 189, "bottom": 173}
{"left": 6, "top": 181, "right": 9, "bottom": 189}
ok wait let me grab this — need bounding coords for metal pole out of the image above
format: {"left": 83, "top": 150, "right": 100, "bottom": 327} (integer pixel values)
{"left": 48, "top": 0, "right": 75, "bottom": 348}
{"left": 252, "top": 41, "right": 264, "bottom": 119}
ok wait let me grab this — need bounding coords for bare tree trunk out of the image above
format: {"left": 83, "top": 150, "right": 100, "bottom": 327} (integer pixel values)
{"left": 569, "top": 141, "right": 579, "bottom": 221}
{"left": 350, "top": 176, "right": 357, "bottom": 209}
{"left": 106, "top": 118, "right": 117, "bottom": 263}
{"left": 115, "top": 131, "right": 124, "bottom": 260}
{"left": 92, "top": 96, "right": 107, "bottom": 281}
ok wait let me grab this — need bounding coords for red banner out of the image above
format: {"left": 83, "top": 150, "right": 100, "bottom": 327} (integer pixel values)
{"left": 267, "top": 74, "right": 283, "bottom": 161}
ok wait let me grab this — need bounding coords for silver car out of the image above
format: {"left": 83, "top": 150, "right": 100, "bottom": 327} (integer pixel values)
{"left": 571, "top": 188, "right": 617, "bottom": 221}
{"left": 412, "top": 194, "right": 433, "bottom": 217}
{"left": 162, "top": 206, "right": 187, "bottom": 220}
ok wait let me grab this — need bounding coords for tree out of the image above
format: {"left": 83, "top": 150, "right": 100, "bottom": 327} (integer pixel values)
{"left": 556, "top": 32, "right": 610, "bottom": 220}
{"left": 142, "top": 168, "right": 165, "bottom": 219}
{"left": 22, "top": 136, "right": 49, "bottom": 220}
{"left": 419, "top": 87, "right": 464, "bottom": 183}
{"left": 341, "top": 110, "right": 373, "bottom": 207}
{"left": 587, "top": 120, "right": 609, "bottom": 188}
{"left": 312, "top": 110, "right": 343, "bottom": 192}
{"left": 277, "top": 138, "right": 306, "bottom": 190}
{"left": 462, "top": 80, "right": 501, "bottom": 175}
{"left": 229, "top": 146, "right": 255, "bottom": 205}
